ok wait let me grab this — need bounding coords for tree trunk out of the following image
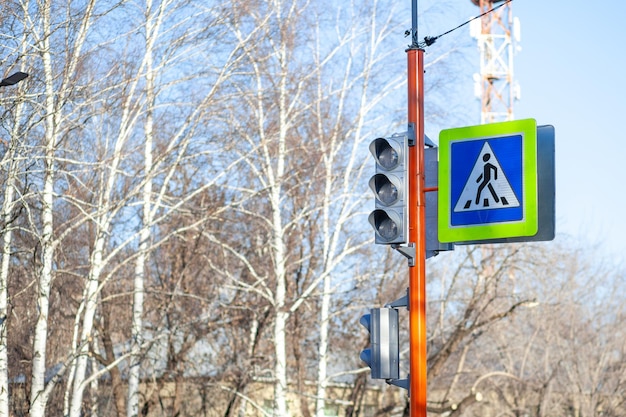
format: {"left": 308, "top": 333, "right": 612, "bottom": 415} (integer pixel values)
{"left": 0, "top": 139, "right": 19, "bottom": 417}
{"left": 30, "top": 1, "right": 57, "bottom": 412}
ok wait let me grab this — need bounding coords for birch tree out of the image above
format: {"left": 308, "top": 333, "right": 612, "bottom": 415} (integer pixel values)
{"left": 0, "top": 0, "right": 248, "bottom": 413}
{"left": 60, "top": 1, "right": 251, "bottom": 414}
{"left": 15, "top": 0, "right": 102, "bottom": 413}
{"left": 126, "top": 0, "right": 163, "bottom": 413}
{"left": 307, "top": 2, "right": 406, "bottom": 414}
{"left": 0, "top": 77, "right": 29, "bottom": 417}
{"left": 214, "top": 0, "right": 411, "bottom": 414}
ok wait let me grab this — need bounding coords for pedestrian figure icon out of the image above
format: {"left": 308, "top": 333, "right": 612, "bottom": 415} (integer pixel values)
{"left": 471, "top": 153, "right": 508, "bottom": 207}
{"left": 454, "top": 142, "right": 519, "bottom": 213}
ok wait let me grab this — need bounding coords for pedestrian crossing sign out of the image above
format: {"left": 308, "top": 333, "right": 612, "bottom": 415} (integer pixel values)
{"left": 438, "top": 119, "right": 538, "bottom": 243}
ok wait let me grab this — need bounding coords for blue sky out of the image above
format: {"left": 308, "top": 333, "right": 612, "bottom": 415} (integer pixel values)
{"left": 514, "top": 1, "right": 626, "bottom": 260}
{"left": 423, "top": 1, "right": 626, "bottom": 261}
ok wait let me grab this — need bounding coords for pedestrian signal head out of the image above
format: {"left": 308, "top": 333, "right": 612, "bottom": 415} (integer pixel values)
{"left": 359, "top": 308, "right": 400, "bottom": 380}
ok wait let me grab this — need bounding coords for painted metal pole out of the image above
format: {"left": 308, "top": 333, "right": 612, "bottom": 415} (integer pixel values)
{"left": 407, "top": 1, "right": 427, "bottom": 415}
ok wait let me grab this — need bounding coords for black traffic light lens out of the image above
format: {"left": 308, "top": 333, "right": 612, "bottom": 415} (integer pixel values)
{"left": 368, "top": 209, "right": 404, "bottom": 243}
{"left": 377, "top": 181, "right": 398, "bottom": 205}
{"left": 377, "top": 217, "right": 398, "bottom": 240}
{"left": 377, "top": 143, "right": 398, "bottom": 170}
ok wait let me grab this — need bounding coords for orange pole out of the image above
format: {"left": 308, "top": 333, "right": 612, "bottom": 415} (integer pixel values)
{"left": 407, "top": 48, "right": 427, "bottom": 417}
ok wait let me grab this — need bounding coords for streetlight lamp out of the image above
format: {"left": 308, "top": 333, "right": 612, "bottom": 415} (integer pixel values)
{"left": 0, "top": 72, "right": 28, "bottom": 87}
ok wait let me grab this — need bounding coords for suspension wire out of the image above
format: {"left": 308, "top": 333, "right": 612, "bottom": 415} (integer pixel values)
{"left": 405, "top": 0, "right": 513, "bottom": 49}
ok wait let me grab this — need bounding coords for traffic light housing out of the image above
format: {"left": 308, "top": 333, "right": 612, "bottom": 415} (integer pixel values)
{"left": 359, "top": 308, "right": 399, "bottom": 380}
{"left": 368, "top": 135, "right": 409, "bottom": 244}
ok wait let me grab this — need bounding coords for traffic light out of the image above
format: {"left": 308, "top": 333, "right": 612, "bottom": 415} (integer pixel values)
{"left": 359, "top": 308, "right": 399, "bottom": 380}
{"left": 368, "top": 135, "right": 408, "bottom": 244}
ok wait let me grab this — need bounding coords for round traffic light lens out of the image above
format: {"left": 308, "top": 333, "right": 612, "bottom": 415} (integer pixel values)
{"left": 377, "top": 181, "right": 398, "bottom": 205}
{"left": 378, "top": 145, "right": 398, "bottom": 170}
{"left": 377, "top": 218, "right": 398, "bottom": 240}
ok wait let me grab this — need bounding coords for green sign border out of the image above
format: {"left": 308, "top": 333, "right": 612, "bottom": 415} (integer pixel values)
{"left": 438, "top": 119, "right": 538, "bottom": 243}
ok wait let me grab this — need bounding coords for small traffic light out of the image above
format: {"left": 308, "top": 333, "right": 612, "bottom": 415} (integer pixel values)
{"left": 359, "top": 308, "right": 399, "bottom": 380}
{"left": 368, "top": 135, "right": 409, "bottom": 244}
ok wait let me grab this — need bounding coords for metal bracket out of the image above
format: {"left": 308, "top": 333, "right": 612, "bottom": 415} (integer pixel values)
{"left": 406, "top": 123, "right": 416, "bottom": 147}
{"left": 386, "top": 289, "right": 408, "bottom": 309}
{"left": 387, "top": 378, "right": 410, "bottom": 391}
{"left": 392, "top": 243, "right": 416, "bottom": 267}
{"left": 424, "top": 134, "right": 436, "bottom": 148}
{"left": 405, "top": 125, "right": 435, "bottom": 148}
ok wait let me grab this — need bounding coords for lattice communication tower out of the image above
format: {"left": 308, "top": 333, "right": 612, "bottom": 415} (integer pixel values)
{"left": 470, "top": 0, "right": 521, "bottom": 124}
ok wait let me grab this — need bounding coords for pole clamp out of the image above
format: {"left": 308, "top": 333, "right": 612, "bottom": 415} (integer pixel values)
{"left": 392, "top": 243, "right": 416, "bottom": 267}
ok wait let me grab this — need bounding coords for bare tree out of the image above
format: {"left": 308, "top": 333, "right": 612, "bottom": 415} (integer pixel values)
{"left": 0, "top": 76, "right": 29, "bottom": 417}
{"left": 420, "top": 241, "right": 626, "bottom": 417}
{"left": 213, "top": 0, "right": 407, "bottom": 413}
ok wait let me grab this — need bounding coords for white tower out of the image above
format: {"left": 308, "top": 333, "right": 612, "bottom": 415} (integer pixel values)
{"left": 470, "top": 0, "right": 521, "bottom": 124}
